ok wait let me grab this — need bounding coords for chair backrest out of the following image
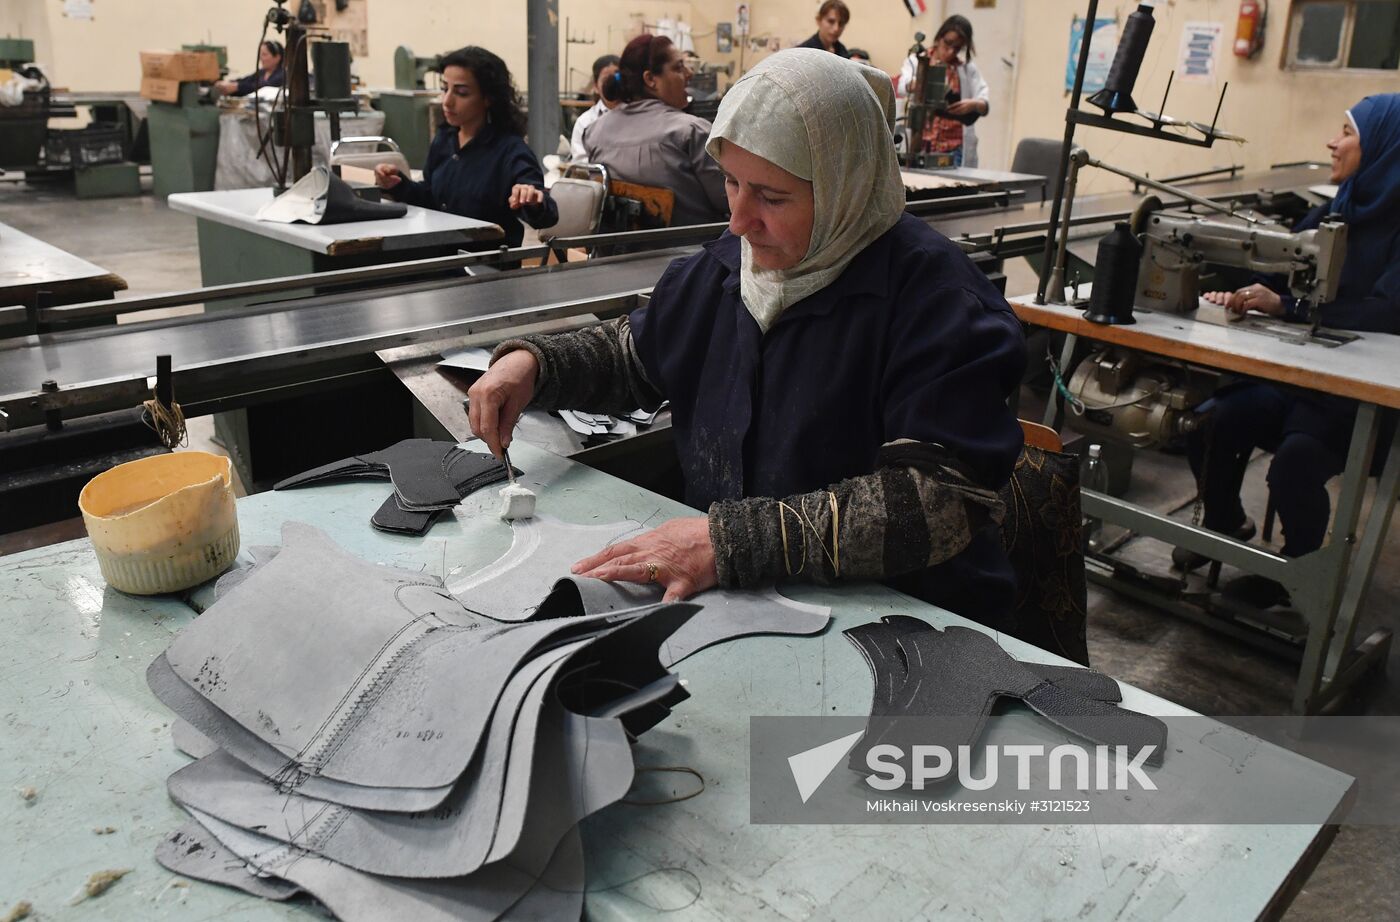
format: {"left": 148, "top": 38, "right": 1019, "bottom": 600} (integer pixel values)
{"left": 602, "top": 179, "right": 675, "bottom": 232}
{"left": 330, "top": 136, "right": 411, "bottom": 176}
{"left": 1019, "top": 419, "right": 1063, "bottom": 452}
{"left": 1010, "top": 137, "right": 1064, "bottom": 203}
{"left": 543, "top": 179, "right": 607, "bottom": 240}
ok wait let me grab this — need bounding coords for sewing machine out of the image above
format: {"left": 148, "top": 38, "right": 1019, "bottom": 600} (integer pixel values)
{"left": 1134, "top": 206, "right": 1348, "bottom": 321}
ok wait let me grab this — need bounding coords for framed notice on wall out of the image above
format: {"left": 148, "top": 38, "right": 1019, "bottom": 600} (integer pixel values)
{"left": 1178, "top": 21, "right": 1223, "bottom": 84}
{"left": 1066, "top": 16, "right": 1118, "bottom": 93}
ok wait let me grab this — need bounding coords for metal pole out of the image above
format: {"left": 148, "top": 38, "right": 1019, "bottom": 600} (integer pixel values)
{"left": 1046, "top": 150, "right": 1086, "bottom": 303}
{"left": 286, "top": 20, "right": 312, "bottom": 182}
{"left": 1036, "top": 0, "right": 1100, "bottom": 304}
{"left": 1086, "top": 155, "right": 1262, "bottom": 222}
{"left": 527, "top": 0, "right": 561, "bottom": 161}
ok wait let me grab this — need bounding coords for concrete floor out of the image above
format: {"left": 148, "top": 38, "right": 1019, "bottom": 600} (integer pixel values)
{"left": 2, "top": 180, "right": 1396, "bottom": 919}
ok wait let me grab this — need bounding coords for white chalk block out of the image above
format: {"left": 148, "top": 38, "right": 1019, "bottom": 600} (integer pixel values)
{"left": 498, "top": 483, "right": 537, "bottom": 520}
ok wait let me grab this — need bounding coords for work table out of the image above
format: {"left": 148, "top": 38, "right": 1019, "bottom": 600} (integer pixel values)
{"left": 0, "top": 442, "right": 1353, "bottom": 920}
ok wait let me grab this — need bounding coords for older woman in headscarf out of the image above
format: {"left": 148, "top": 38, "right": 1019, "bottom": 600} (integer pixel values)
{"left": 468, "top": 49, "right": 1026, "bottom": 623}
{"left": 1175, "top": 93, "right": 1400, "bottom": 605}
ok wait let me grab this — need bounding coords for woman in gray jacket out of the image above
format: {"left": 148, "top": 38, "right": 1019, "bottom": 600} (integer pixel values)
{"left": 583, "top": 33, "right": 728, "bottom": 226}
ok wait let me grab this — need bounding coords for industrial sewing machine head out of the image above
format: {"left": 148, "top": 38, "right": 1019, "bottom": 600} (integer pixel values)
{"left": 1133, "top": 204, "right": 1348, "bottom": 323}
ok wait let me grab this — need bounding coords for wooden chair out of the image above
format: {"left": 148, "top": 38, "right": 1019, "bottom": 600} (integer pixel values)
{"left": 602, "top": 179, "right": 675, "bottom": 232}
{"left": 1019, "top": 419, "right": 1063, "bottom": 452}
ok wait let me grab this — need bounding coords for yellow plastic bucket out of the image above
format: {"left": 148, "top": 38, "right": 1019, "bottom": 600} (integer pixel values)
{"left": 79, "top": 452, "right": 240, "bottom": 595}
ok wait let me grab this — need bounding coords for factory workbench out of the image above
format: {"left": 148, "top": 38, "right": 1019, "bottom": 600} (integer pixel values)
{"left": 0, "top": 221, "right": 126, "bottom": 335}
{"left": 167, "top": 187, "right": 505, "bottom": 289}
{"left": 0, "top": 441, "right": 1355, "bottom": 921}
{"left": 1009, "top": 292, "right": 1400, "bottom": 714}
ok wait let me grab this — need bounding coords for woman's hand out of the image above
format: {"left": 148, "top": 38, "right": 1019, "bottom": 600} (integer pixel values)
{"left": 945, "top": 99, "right": 984, "bottom": 117}
{"left": 572, "top": 517, "right": 718, "bottom": 602}
{"left": 466, "top": 349, "right": 538, "bottom": 458}
{"left": 508, "top": 184, "right": 544, "bottom": 210}
{"left": 215, "top": 80, "right": 238, "bottom": 95}
{"left": 1204, "top": 283, "right": 1284, "bottom": 317}
{"left": 374, "top": 163, "right": 403, "bottom": 189}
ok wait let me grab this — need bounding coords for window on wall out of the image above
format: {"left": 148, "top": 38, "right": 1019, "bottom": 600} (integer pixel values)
{"left": 1288, "top": 0, "right": 1400, "bottom": 69}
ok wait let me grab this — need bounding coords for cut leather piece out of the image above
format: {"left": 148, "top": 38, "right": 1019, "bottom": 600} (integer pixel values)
{"left": 171, "top": 718, "right": 218, "bottom": 760}
{"left": 881, "top": 615, "right": 1121, "bottom": 700}
{"left": 158, "top": 522, "right": 644, "bottom": 794}
{"left": 859, "top": 625, "right": 1167, "bottom": 776}
{"left": 166, "top": 639, "right": 590, "bottom": 878}
{"left": 185, "top": 806, "right": 584, "bottom": 922}
{"left": 274, "top": 439, "right": 510, "bottom": 511}
{"left": 486, "top": 697, "right": 634, "bottom": 869}
{"left": 149, "top": 653, "right": 455, "bottom": 813}
{"left": 169, "top": 607, "right": 694, "bottom": 878}
{"left": 155, "top": 821, "right": 303, "bottom": 902}
{"left": 848, "top": 617, "right": 1123, "bottom": 712}
{"left": 448, "top": 517, "right": 832, "bottom": 661}
{"left": 370, "top": 491, "right": 443, "bottom": 536}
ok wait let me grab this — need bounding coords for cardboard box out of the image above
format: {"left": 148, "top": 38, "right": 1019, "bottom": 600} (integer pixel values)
{"left": 140, "top": 76, "right": 183, "bottom": 103}
{"left": 140, "top": 50, "right": 220, "bottom": 83}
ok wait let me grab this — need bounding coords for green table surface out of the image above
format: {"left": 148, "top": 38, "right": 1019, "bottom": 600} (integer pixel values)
{"left": 0, "top": 443, "right": 1353, "bottom": 921}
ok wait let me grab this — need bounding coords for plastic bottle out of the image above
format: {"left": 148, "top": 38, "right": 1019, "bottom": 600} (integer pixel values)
{"left": 1084, "top": 444, "right": 1109, "bottom": 553}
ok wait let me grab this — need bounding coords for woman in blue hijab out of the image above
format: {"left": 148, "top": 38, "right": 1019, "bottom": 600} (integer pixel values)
{"left": 1176, "top": 94, "right": 1400, "bottom": 607}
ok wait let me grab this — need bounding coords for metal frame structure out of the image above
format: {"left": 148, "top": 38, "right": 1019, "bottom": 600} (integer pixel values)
{"left": 1036, "top": 321, "right": 1396, "bottom": 715}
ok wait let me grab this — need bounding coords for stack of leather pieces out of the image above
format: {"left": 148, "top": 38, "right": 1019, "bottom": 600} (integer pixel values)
{"left": 274, "top": 439, "right": 516, "bottom": 536}
{"left": 149, "top": 522, "right": 696, "bottom": 921}
{"left": 843, "top": 615, "right": 1168, "bottom": 780}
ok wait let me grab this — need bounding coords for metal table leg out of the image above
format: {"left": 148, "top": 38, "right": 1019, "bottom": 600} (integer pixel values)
{"left": 1288, "top": 403, "right": 1379, "bottom": 713}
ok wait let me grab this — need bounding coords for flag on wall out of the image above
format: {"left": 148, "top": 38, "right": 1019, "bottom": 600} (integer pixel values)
{"left": 903, "top": 0, "right": 927, "bottom": 16}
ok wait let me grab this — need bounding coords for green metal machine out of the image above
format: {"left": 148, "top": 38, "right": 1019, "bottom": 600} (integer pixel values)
{"left": 147, "top": 82, "right": 221, "bottom": 198}
{"left": 0, "top": 37, "right": 46, "bottom": 170}
{"left": 371, "top": 46, "right": 439, "bottom": 169}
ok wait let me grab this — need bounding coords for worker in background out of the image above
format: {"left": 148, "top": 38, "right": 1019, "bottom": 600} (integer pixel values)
{"left": 847, "top": 48, "right": 872, "bottom": 65}
{"left": 374, "top": 46, "right": 557, "bottom": 250}
{"left": 583, "top": 34, "right": 727, "bottom": 226}
{"left": 570, "top": 54, "right": 620, "bottom": 162}
{"left": 897, "top": 15, "right": 990, "bottom": 168}
{"left": 797, "top": 1, "right": 851, "bottom": 58}
{"left": 469, "top": 49, "right": 1026, "bottom": 628}
{"left": 215, "top": 40, "right": 284, "bottom": 96}
{"left": 1176, "top": 93, "right": 1400, "bottom": 607}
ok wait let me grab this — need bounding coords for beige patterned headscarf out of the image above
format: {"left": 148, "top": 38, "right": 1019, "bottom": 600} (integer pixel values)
{"left": 706, "top": 48, "right": 906, "bottom": 331}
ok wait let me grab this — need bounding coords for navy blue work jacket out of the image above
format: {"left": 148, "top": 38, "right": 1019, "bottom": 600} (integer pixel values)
{"left": 392, "top": 123, "right": 558, "bottom": 248}
{"left": 629, "top": 213, "right": 1027, "bottom": 620}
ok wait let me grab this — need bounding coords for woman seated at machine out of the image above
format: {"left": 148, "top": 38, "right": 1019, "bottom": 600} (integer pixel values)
{"left": 1176, "top": 93, "right": 1400, "bottom": 604}
{"left": 374, "top": 46, "right": 558, "bottom": 249}
{"left": 216, "top": 40, "right": 285, "bottom": 96}
{"left": 469, "top": 50, "right": 1028, "bottom": 629}
{"left": 582, "top": 34, "right": 728, "bottom": 227}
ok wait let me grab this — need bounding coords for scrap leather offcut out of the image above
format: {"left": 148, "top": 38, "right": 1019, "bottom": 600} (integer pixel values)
{"left": 844, "top": 616, "right": 1167, "bottom": 778}
{"left": 274, "top": 439, "right": 514, "bottom": 535}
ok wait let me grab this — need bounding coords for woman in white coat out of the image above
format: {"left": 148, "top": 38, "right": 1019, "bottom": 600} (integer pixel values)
{"left": 897, "top": 15, "right": 989, "bottom": 168}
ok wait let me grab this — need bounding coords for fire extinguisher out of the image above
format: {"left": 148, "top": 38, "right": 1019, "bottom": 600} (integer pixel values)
{"left": 1234, "top": 0, "right": 1266, "bottom": 58}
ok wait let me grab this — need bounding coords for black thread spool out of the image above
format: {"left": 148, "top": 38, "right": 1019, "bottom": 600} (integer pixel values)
{"left": 312, "top": 41, "right": 353, "bottom": 101}
{"left": 1088, "top": 3, "right": 1157, "bottom": 114}
{"left": 1083, "top": 222, "right": 1140, "bottom": 325}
